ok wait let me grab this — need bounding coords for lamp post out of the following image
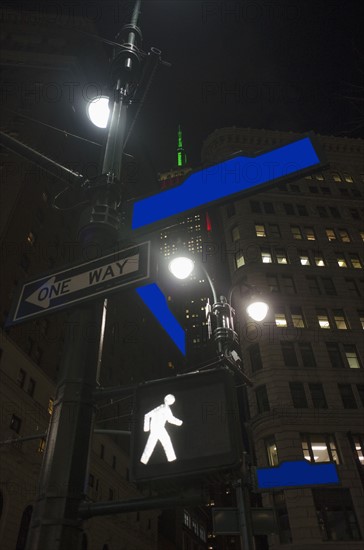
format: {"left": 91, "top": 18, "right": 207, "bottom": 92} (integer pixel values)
{"left": 168, "top": 254, "right": 269, "bottom": 550}
{"left": 24, "top": 2, "right": 149, "bottom": 549}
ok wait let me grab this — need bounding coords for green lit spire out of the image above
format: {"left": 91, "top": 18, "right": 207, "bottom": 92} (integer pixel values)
{"left": 177, "top": 125, "right": 187, "bottom": 167}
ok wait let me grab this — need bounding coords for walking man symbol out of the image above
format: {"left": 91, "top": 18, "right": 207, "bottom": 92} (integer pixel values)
{"left": 140, "top": 394, "right": 183, "bottom": 465}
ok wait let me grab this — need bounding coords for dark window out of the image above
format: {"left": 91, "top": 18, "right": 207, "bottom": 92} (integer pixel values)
{"left": 326, "top": 342, "right": 344, "bottom": 368}
{"left": 297, "top": 204, "right": 308, "bottom": 216}
{"left": 281, "top": 342, "right": 298, "bottom": 367}
{"left": 350, "top": 208, "right": 360, "bottom": 220}
{"left": 321, "top": 277, "right": 336, "bottom": 295}
{"left": 313, "top": 488, "right": 361, "bottom": 541}
{"left": 281, "top": 275, "right": 296, "bottom": 294}
{"left": 356, "top": 385, "right": 364, "bottom": 407}
{"left": 108, "top": 488, "right": 114, "bottom": 500}
{"left": 263, "top": 202, "right": 275, "bottom": 214}
{"left": 88, "top": 473, "right": 94, "bottom": 487}
{"left": 317, "top": 206, "right": 328, "bottom": 218}
{"left": 16, "top": 505, "right": 33, "bottom": 550}
{"left": 345, "top": 278, "right": 360, "bottom": 296}
{"left": 309, "top": 383, "right": 328, "bottom": 408}
{"left": 266, "top": 274, "right": 280, "bottom": 293}
{"left": 269, "top": 223, "right": 281, "bottom": 238}
{"left": 249, "top": 343, "right": 263, "bottom": 372}
{"left": 17, "top": 369, "right": 26, "bottom": 388}
{"left": 226, "top": 202, "right": 235, "bottom": 217}
{"left": 256, "top": 385, "right": 270, "bottom": 413}
{"left": 298, "top": 342, "right": 316, "bottom": 367}
{"left": 27, "top": 378, "right": 36, "bottom": 398}
{"left": 289, "top": 184, "right": 299, "bottom": 192}
{"left": 100, "top": 444, "right": 105, "bottom": 459}
{"left": 81, "top": 534, "right": 88, "bottom": 550}
{"left": 329, "top": 206, "right": 341, "bottom": 218}
{"left": 306, "top": 276, "right": 321, "bottom": 295}
{"left": 250, "top": 200, "right": 261, "bottom": 213}
{"left": 321, "top": 187, "right": 331, "bottom": 195}
{"left": 338, "top": 384, "right": 357, "bottom": 408}
{"left": 289, "top": 382, "right": 308, "bottom": 408}
{"left": 20, "top": 254, "right": 30, "bottom": 272}
{"left": 112, "top": 455, "right": 116, "bottom": 469}
{"left": 10, "top": 414, "right": 22, "bottom": 434}
{"left": 283, "top": 203, "right": 294, "bottom": 215}
{"left": 309, "top": 185, "right": 319, "bottom": 194}
{"left": 273, "top": 491, "right": 292, "bottom": 544}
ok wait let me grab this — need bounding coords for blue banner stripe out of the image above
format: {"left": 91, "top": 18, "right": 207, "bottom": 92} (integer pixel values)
{"left": 136, "top": 283, "right": 186, "bottom": 355}
{"left": 256, "top": 460, "right": 339, "bottom": 489}
{"left": 132, "top": 137, "right": 320, "bottom": 230}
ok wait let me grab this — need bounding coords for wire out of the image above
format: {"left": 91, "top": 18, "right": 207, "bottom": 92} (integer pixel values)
{"left": 4, "top": 108, "right": 102, "bottom": 147}
{"left": 97, "top": 394, "right": 134, "bottom": 409}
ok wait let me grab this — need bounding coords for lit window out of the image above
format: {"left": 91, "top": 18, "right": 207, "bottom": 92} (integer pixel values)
{"left": 27, "top": 231, "right": 37, "bottom": 246}
{"left": 291, "top": 226, "right": 302, "bottom": 240}
{"left": 265, "top": 437, "right": 279, "bottom": 466}
{"left": 336, "top": 255, "right": 347, "bottom": 268}
{"left": 235, "top": 251, "right": 245, "bottom": 269}
{"left": 314, "top": 254, "right": 325, "bottom": 267}
{"left": 325, "top": 229, "right": 336, "bottom": 241}
{"left": 343, "top": 173, "right": 353, "bottom": 183}
{"left": 344, "top": 345, "right": 361, "bottom": 369}
{"left": 48, "top": 398, "right": 54, "bottom": 415}
{"left": 276, "top": 249, "right": 288, "bottom": 264}
{"left": 349, "top": 254, "right": 362, "bottom": 269}
{"left": 338, "top": 229, "right": 350, "bottom": 242}
{"left": 299, "top": 253, "right": 310, "bottom": 266}
{"left": 304, "top": 227, "right": 316, "bottom": 240}
{"left": 317, "top": 310, "right": 330, "bottom": 329}
{"left": 352, "top": 435, "right": 364, "bottom": 464}
{"left": 301, "top": 434, "right": 339, "bottom": 463}
{"left": 255, "top": 224, "right": 266, "bottom": 237}
{"left": 183, "top": 510, "right": 191, "bottom": 528}
{"left": 316, "top": 173, "right": 324, "bottom": 181}
{"left": 331, "top": 172, "right": 341, "bottom": 182}
{"left": 231, "top": 226, "right": 240, "bottom": 242}
{"left": 275, "top": 312, "right": 287, "bottom": 327}
{"left": 291, "top": 307, "right": 305, "bottom": 328}
{"left": 359, "top": 231, "right": 364, "bottom": 242}
{"left": 261, "top": 249, "right": 272, "bottom": 263}
{"left": 38, "top": 437, "right": 46, "bottom": 453}
{"left": 333, "top": 309, "right": 348, "bottom": 330}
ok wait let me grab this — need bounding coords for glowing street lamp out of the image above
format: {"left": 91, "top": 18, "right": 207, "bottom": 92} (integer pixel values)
{"left": 87, "top": 96, "right": 110, "bottom": 128}
{"left": 168, "top": 256, "right": 194, "bottom": 280}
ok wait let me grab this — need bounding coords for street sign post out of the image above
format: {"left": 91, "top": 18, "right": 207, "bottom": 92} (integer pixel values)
{"left": 130, "top": 368, "right": 242, "bottom": 483}
{"left": 7, "top": 241, "right": 151, "bottom": 326}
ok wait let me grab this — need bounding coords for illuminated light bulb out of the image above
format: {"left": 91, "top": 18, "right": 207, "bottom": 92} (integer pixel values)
{"left": 246, "top": 300, "right": 269, "bottom": 322}
{"left": 87, "top": 96, "right": 110, "bottom": 128}
{"left": 168, "top": 257, "right": 194, "bottom": 280}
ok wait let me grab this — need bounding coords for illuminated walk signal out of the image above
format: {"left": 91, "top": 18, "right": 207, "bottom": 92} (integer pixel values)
{"left": 131, "top": 368, "right": 242, "bottom": 482}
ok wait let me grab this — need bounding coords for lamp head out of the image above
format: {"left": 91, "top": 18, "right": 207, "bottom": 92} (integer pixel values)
{"left": 87, "top": 96, "right": 110, "bottom": 128}
{"left": 246, "top": 299, "right": 269, "bottom": 322}
{"left": 168, "top": 256, "right": 195, "bottom": 280}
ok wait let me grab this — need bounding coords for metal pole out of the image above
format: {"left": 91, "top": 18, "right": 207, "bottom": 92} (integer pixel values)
{"left": 25, "top": 2, "right": 143, "bottom": 549}
{"left": 235, "top": 479, "right": 252, "bottom": 550}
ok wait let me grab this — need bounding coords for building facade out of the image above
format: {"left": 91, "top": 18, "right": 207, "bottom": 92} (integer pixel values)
{"left": 201, "top": 127, "right": 364, "bottom": 549}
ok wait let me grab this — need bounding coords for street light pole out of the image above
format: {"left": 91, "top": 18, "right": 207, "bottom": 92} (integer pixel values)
{"left": 25, "top": 2, "right": 144, "bottom": 549}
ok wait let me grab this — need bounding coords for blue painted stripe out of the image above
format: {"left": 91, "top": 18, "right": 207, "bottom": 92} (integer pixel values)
{"left": 132, "top": 137, "right": 320, "bottom": 230}
{"left": 256, "top": 460, "right": 339, "bottom": 489}
{"left": 136, "top": 283, "right": 186, "bottom": 355}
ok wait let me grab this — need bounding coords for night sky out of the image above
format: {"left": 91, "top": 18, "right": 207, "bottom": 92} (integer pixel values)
{"left": 2, "top": 0, "right": 363, "bottom": 193}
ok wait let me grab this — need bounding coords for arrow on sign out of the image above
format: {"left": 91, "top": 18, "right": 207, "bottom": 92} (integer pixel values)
{"left": 25, "top": 255, "right": 139, "bottom": 309}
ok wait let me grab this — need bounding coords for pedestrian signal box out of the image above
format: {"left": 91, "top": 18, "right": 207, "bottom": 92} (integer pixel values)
{"left": 130, "top": 368, "right": 242, "bottom": 482}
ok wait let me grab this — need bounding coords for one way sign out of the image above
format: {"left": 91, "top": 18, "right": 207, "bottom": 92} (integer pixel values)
{"left": 7, "top": 241, "right": 151, "bottom": 326}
